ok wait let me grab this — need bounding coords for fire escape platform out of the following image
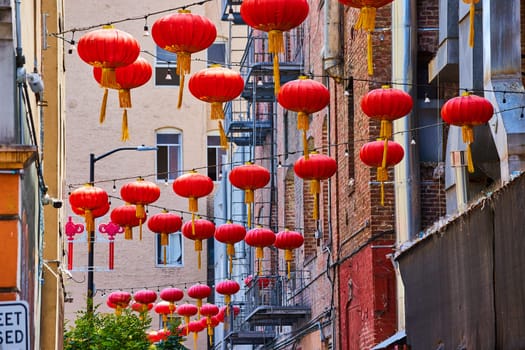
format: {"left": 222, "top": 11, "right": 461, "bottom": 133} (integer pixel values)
{"left": 245, "top": 305, "right": 311, "bottom": 325}
{"left": 224, "top": 330, "right": 276, "bottom": 345}
{"left": 241, "top": 62, "right": 302, "bottom": 102}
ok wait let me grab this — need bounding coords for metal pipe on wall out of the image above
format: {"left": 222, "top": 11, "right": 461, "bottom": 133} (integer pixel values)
{"left": 391, "top": 0, "right": 420, "bottom": 330}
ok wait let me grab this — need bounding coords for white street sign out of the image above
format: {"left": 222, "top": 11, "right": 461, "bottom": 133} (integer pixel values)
{"left": 0, "top": 301, "right": 29, "bottom": 350}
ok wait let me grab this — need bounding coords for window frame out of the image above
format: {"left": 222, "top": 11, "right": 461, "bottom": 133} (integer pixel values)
{"left": 154, "top": 46, "right": 180, "bottom": 87}
{"left": 156, "top": 129, "right": 182, "bottom": 182}
{"left": 155, "top": 231, "right": 184, "bottom": 267}
{"left": 207, "top": 134, "right": 226, "bottom": 181}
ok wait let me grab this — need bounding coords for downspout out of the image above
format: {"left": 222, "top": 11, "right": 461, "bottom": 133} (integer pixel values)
{"left": 391, "top": 0, "right": 420, "bottom": 331}
{"left": 15, "top": 0, "right": 25, "bottom": 143}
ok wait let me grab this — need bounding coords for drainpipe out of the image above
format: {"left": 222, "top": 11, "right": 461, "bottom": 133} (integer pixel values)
{"left": 15, "top": 0, "right": 25, "bottom": 143}
{"left": 451, "top": 151, "right": 468, "bottom": 211}
{"left": 323, "top": 0, "right": 342, "bottom": 79}
{"left": 391, "top": 0, "right": 420, "bottom": 330}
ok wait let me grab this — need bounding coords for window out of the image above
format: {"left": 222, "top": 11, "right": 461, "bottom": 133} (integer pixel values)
{"left": 155, "top": 46, "right": 180, "bottom": 86}
{"left": 156, "top": 232, "right": 183, "bottom": 267}
{"left": 156, "top": 130, "right": 182, "bottom": 181}
{"left": 207, "top": 42, "right": 226, "bottom": 66}
{"left": 207, "top": 135, "right": 226, "bottom": 181}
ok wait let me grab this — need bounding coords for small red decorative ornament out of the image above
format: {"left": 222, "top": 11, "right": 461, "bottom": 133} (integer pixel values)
{"left": 120, "top": 178, "right": 160, "bottom": 240}
{"left": 98, "top": 221, "right": 124, "bottom": 270}
{"left": 244, "top": 227, "right": 275, "bottom": 275}
{"left": 93, "top": 57, "right": 152, "bottom": 141}
{"left": 68, "top": 184, "right": 109, "bottom": 244}
{"left": 110, "top": 204, "right": 146, "bottom": 240}
{"left": 244, "top": 275, "right": 272, "bottom": 289}
{"left": 152, "top": 10, "right": 217, "bottom": 108}
{"left": 77, "top": 25, "right": 140, "bottom": 88}
{"left": 214, "top": 222, "right": 247, "bottom": 275}
{"left": 107, "top": 291, "right": 131, "bottom": 316}
{"left": 359, "top": 140, "right": 404, "bottom": 205}
{"left": 148, "top": 211, "right": 183, "bottom": 265}
{"left": 293, "top": 152, "right": 337, "bottom": 220}
{"left": 187, "top": 283, "right": 212, "bottom": 317}
{"left": 187, "top": 320, "right": 206, "bottom": 350}
{"left": 160, "top": 287, "right": 184, "bottom": 314}
{"left": 240, "top": 0, "right": 309, "bottom": 93}
{"left": 189, "top": 65, "right": 245, "bottom": 148}
{"left": 215, "top": 280, "right": 240, "bottom": 312}
{"left": 216, "top": 305, "right": 240, "bottom": 323}
{"left": 441, "top": 92, "right": 494, "bottom": 173}
{"left": 337, "top": 0, "right": 393, "bottom": 75}
{"left": 154, "top": 301, "right": 173, "bottom": 328}
{"left": 131, "top": 301, "right": 153, "bottom": 316}
{"left": 199, "top": 303, "right": 219, "bottom": 345}
{"left": 172, "top": 171, "right": 214, "bottom": 234}
{"left": 181, "top": 218, "right": 215, "bottom": 270}
{"left": 65, "top": 217, "right": 84, "bottom": 270}
{"left": 278, "top": 77, "right": 330, "bottom": 158}
{"left": 229, "top": 163, "right": 270, "bottom": 228}
{"left": 177, "top": 303, "right": 198, "bottom": 333}
{"left": 274, "top": 229, "right": 304, "bottom": 279}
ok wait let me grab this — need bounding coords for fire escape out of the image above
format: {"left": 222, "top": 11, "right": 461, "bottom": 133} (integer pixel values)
{"left": 219, "top": 1, "right": 311, "bottom": 347}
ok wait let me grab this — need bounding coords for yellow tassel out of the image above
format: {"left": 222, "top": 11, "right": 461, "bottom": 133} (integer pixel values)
{"left": 101, "top": 67, "right": 117, "bottom": 88}
{"left": 176, "top": 51, "right": 191, "bottom": 109}
{"left": 227, "top": 244, "right": 235, "bottom": 275}
{"left": 85, "top": 209, "right": 94, "bottom": 234}
{"left": 377, "top": 167, "right": 388, "bottom": 207}
{"left": 247, "top": 202, "right": 252, "bottom": 228}
{"left": 195, "top": 240, "right": 202, "bottom": 269}
{"left": 177, "top": 73, "right": 185, "bottom": 109}
{"left": 136, "top": 204, "right": 145, "bottom": 220}
{"left": 100, "top": 88, "right": 108, "bottom": 124}
{"left": 198, "top": 250, "right": 202, "bottom": 270}
{"left": 284, "top": 249, "right": 293, "bottom": 279}
{"left": 193, "top": 332, "right": 198, "bottom": 350}
{"left": 273, "top": 54, "right": 281, "bottom": 95}
{"left": 303, "top": 130, "right": 309, "bottom": 159}
{"left": 380, "top": 120, "right": 393, "bottom": 139}
{"left": 268, "top": 28, "right": 284, "bottom": 93}
{"left": 367, "top": 32, "right": 373, "bottom": 76}
{"left": 381, "top": 138, "right": 389, "bottom": 169}
{"left": 163, "top": 246, "right": 167, "bottom": 265}
{"left": 310, "top": 180, "right": 320, "bottom": 220}
{"left": 161, "top": 233, "right": 169, "bottom": 246}
{"left": 355, "top": 6, "right": 376, "bottom": 32}
{"left": 313, "top": 192, "right": 319, "bottom": 220}
{"left": 297, "top": 112, "right": 309, "bottom": 131}
{"left": 139, "top": 219, "right": 143, "bottom": 240}
{"left": 121, "top": 109, "right": 129, "bottom": 142}
{"left": 256, "top": 247, "right": 263, "bottom": 275}
{"left": 380, "top": 181, "right": 385, "bottom": 206}
{"left": 461, "top": 125, "right": 475, "bottom": 172}
{"left": 189, "top": 197, "right": 198, "bottom": 213}
{"left": 211, "top": 102, "right": 224, "bottom": 120}
{"left": 124, "top": 227, "right": 133, "bottom": 240}
{"left": 469, "top": 2, "right": 475, "bottom": 47}
{"left": 466, "top": 143, "right": 474, "bottom": 173}
{"left": 219, "top": 121, "right": 228, "bottom": 149}
{"left": 118, "top": 89, "right": 131, "bottom": 109}
{"left": 191, "top": 212, "right": 196, "bottom": 235}
{"left": 245, "top": 189, "right": 254, "bottom": 203}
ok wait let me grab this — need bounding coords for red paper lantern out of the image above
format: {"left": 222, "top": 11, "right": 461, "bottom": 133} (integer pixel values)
{"left": 441, "top": 92, "right": 494, "bottom": 173}
{"left": 110, "top": 204, "right": 146, "bottom": 240}
{"left": 77, "top": 25, "right": 140, "bottom": 88}
{"left": 181, "top": 218, "right": 215, "bottom": 270}
{"left": 107, "top": 291, "right": 131, "bottom": 316}
{"left": 187, "top": 320, "right": 206, "bottom": 349}
{"left": 278, "top": 77, "right": 330, "bottom": 157}
{"left": 154, "top": 301, "right": 173, "bottom": 326}
{"left": 131, "top": 301, "right": 153, "bottom": 314}
{"left": 148, "top": 211, "right": 183, "bottom": 265}
{"left": 244, "top": 275, "right": 272, "bottom": 289}
{"left": 71, "top": 200, "right": 110, "bottom": 219}
{"left": 134, "top": 289, "right": 157, "bottom": 305}
{"left": 216, "top": 305, "right": 240, "bottom": 323}
{"left": 337, "top": 0, "right": 393, "bottom": 75}
{"left": 93, "top": 57, "right": 152, "bottom": 140}
{"left": 120, "top": 178, "right": 160, "bottom": 239}
{"left": 274, "top": 229, "right": 304, "bottom": 278}
{"left": 214, "top": 222, "right": 247, "bottom": 274}
{"left": 361, "top": 86, "right": 413, "bottom": 140}
{"left": 177, "top": 303, "right": 198, "bottom": 333}
{"left": 187, "top": 284, "right": 212, "bottom": 317}
{"left": 69, "top": 184, "right": 109, "bottom": 234}
{"left": 98, "top": 221, "right": 124, "bottom": 270}
{"left": 293, "top": 152, "right": 337, "bottom": 220}
{"left": 245, "top": 227, "right": 275, "bottom": 274}
{"left": 199, "top": 303, "right": 219, "bottom": 345}
{"left": 172, "top": 171, "right": 214, "bottom": 234}
{"left": 216, "top": 280, "right": 240, "bottom": 308}
{"left": 189, "top": 65, "right": 245, "bottom": 147}
{"left": 229, "top": 163, "right": 270, "bottom": 227}
{"left": 240, "top": 0, "right": 309, "bottom": 93}
{"left": 152, "top": 10, "right": 217, "bottom": 108}
{"left": 65, "top": 217, "right": 84, "bottom": 271}
{"left": 160, "top": 287, "right": 184, "bottom": 314}
{"left": 359, "top": 140, "right": 404, "bottom": 205}
{"left": 177, "top": 324, "right": 189, "bottom": 337}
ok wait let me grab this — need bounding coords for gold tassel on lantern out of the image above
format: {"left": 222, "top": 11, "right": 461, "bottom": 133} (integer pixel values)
{"left": 193, "top": 332, "right": 198, "bottom": 350}
{"left": 462, "top": 125, "right": 475, "bottom": 173}
{"left": 354, "top": 6, "right": 377, "bottom": 75}
{"left": 175, "top": 51, "right": 191, "bottom": 109}
{"left": 245, "top": 189, "right": 254, "bottom": 228}
{"left": 161, "top": 232, "right": 169, "bottom": 265}
{"left": 284, "top": 249, "right": 293, "bottom": 279}
{"left": 380, "top": 119, "right": 393, "bottom": 139}
{"left": 310, "top": 179, "right": 320, "bottom": 220}
{"left": 268, "top": 29, "right": 284, "bottom": 94}
{"left": 256, "top": 247, "right": 264, "bottom": 275}
{"left": 297, "top": 111, "right": 310, "bottom": 159}
{"left": 118, "top": 88, "right": 132, "bottom": 109}
{"left": 121, "top": 109, "right": 129, "bottom": 142}
{"left": 463, "top": 0, "right": 479, "bottom": 47}
{"left": 100, "top": 88, "right": 108, "bottom": 124}
{"left": 377, "top": 166, "right": 388, "bottom": 206}
{"left": 227, "top": 243, "right": 235, "bottom": 275}
{"left": 218, "top": 121, "right": 228, "bottom": 149}
{"left": 124, "top": 226, "right": 133, "bottom": 240}
{"left": 101, "top": 67, "right": 117, "bottom": 89}
{"left": 195, "top": 240, "right": 202, "bottom": 270}
{"left": 211, "top": 102, "right": 224, "bottom": 120}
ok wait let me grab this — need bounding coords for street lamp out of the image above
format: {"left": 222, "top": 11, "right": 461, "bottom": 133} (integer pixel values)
{"left": 87, "top": 145, "right": 157, "bottom": 313}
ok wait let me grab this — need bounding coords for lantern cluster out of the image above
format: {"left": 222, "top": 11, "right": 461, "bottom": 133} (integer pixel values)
{"left": 68, "top": 184, "right": 109, "bottom": 244}
{"left": 359, "top": 85, "right": 412, "bottom": 205}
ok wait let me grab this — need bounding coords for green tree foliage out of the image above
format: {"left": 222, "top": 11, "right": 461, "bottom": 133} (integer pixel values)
{"left": 64, "top": 307, "right": 151, "bottom": 350}
{"left": 153, "top": 317, "right": 189, "bottom": 350}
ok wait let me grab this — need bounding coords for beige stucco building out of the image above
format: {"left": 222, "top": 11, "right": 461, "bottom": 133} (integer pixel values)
{"left": 63, "top": 1, "right": 234, "bottom": 347}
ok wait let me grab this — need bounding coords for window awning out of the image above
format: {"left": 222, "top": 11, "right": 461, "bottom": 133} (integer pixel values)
{"left": 371, "top": 330, "right": 407, "bottom": 349}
